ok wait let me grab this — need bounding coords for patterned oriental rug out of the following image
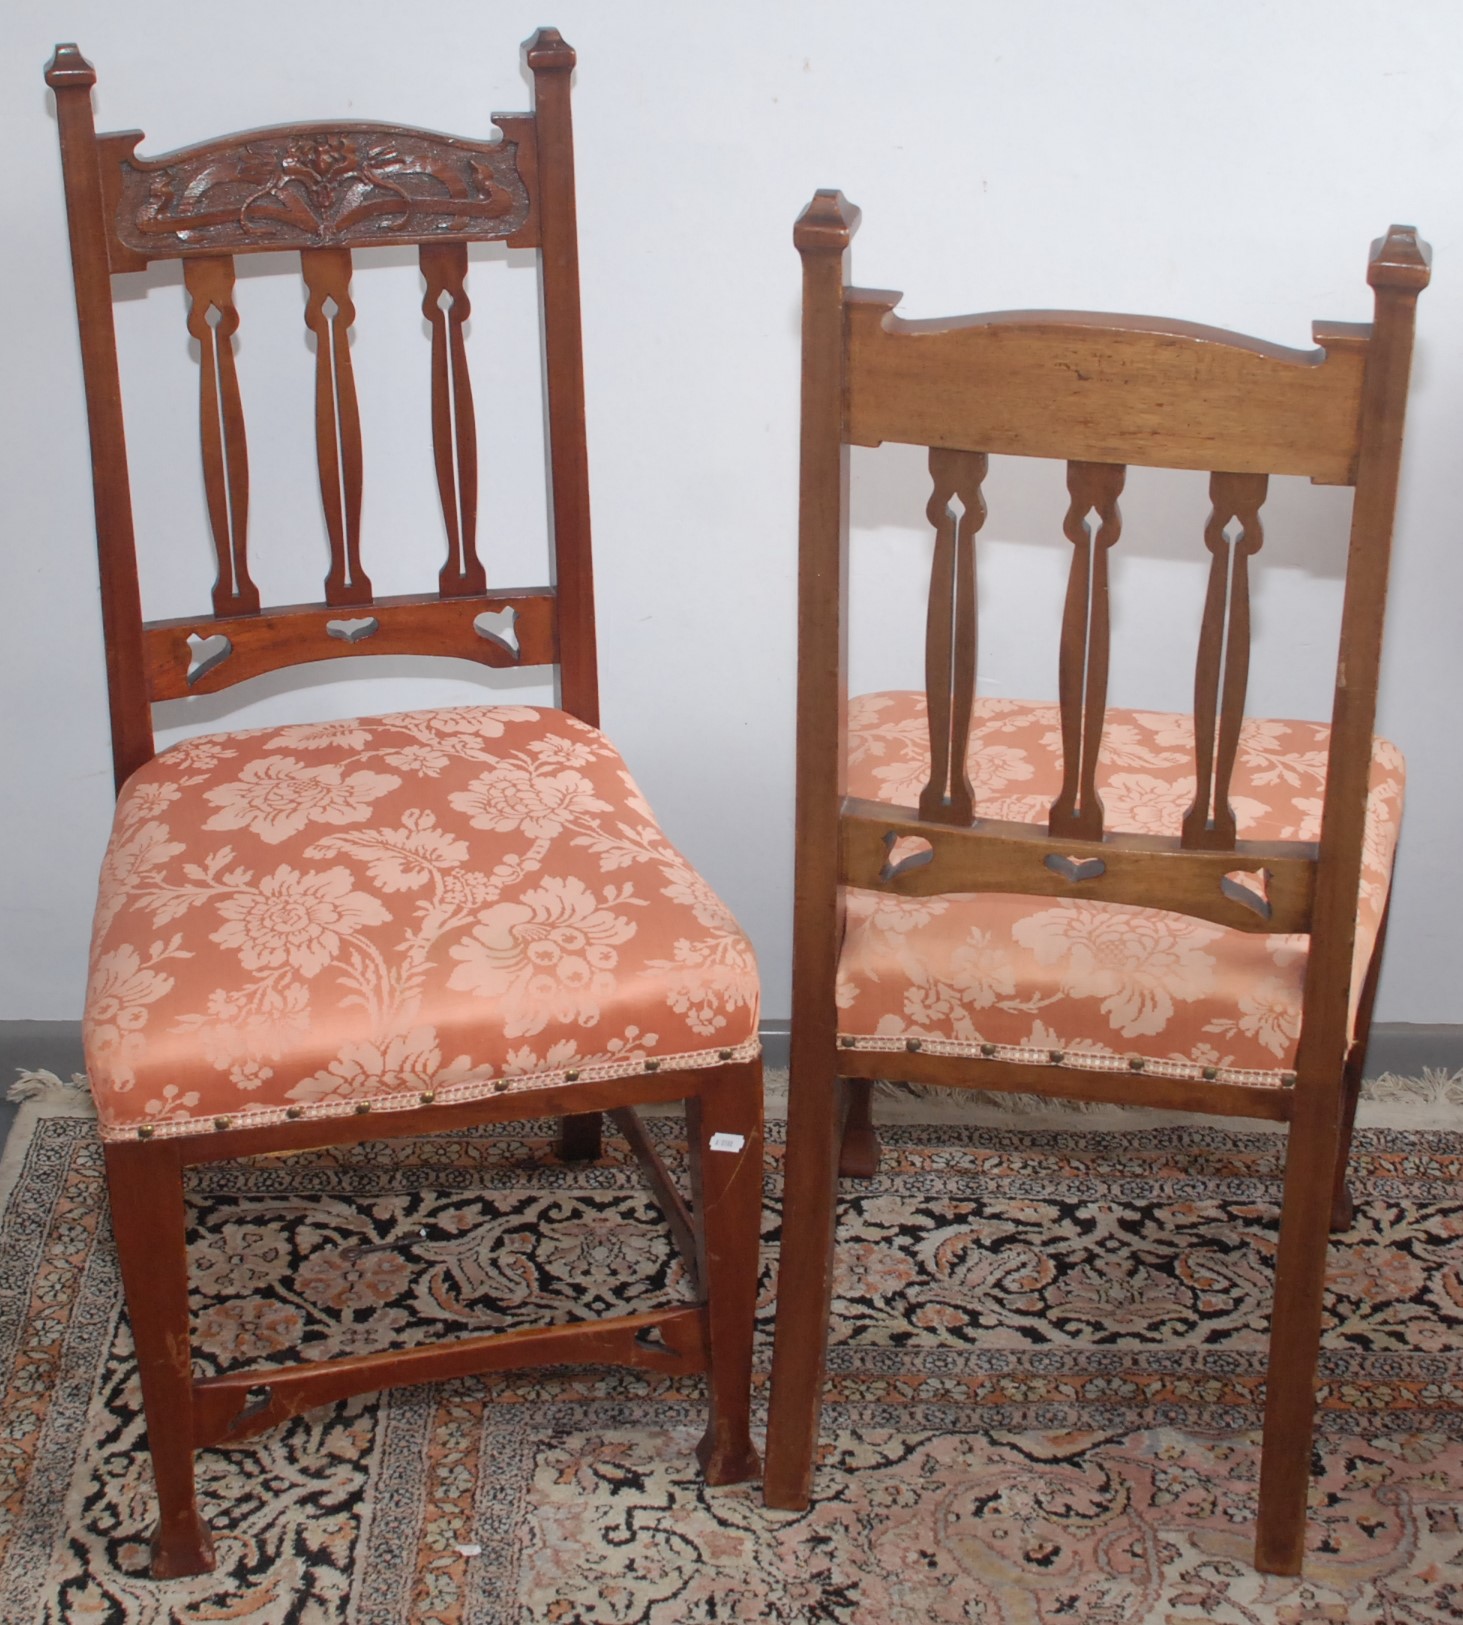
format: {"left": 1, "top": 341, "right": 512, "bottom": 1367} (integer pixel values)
{"left": 1, "top": 1075, "right": 1461, "bottom": 1623}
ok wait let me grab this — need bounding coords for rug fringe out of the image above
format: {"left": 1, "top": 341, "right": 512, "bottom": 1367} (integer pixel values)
{"left": 9, "top": 1069, "right": 96, "bottom": 1113}
{"left": 1367, "top": 1066, "right": 1463, "bottom": 1106}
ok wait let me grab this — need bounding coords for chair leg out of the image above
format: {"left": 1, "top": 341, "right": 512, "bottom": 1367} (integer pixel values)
{"left": 104, "top": 1140, "right": 216, "bottom": 1579}
{"left": 685, "top": 1061, "right": 763, "bottom": 1484}
{"left": 838, "top": 1077, "right": 881, "bottom": 1178}
{"left": 1254, "top": 1087, "right": 1345, "bottom": 1576}
{"left": 1329, "top": 1046, "right": 1364, "bottom": 1232}
{"left": 1330, "top": 895, "right": 1389, "bottom": 1233}
{"left": 558, "top": 1111, "right": 603, "bottom": 1161}
{"left": 764, "top": 1048, "right": 843, "bottom": 1510}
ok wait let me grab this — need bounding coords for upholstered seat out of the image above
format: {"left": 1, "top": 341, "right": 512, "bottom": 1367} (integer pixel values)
{"left": 87, "top": 704, "right": 760, "bottom": 1140}
{"left": 836, "top": 692, "right": 1401, "bottom": 1084}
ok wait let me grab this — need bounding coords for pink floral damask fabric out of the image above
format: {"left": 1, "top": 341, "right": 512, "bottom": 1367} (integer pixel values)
{"left": 837, "top": 692, "right": 1403, "bottom": 1087}
{"left": 84, "top": 707, "right": 760, "bottom": 1140}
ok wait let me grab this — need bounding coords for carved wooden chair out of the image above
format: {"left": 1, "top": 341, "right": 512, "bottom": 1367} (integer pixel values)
{"left": 764, "top": 190, "right": 1428, "bottom": 1575}
{"left": 48, "top": 33, "right": 762, "bottom": 1579}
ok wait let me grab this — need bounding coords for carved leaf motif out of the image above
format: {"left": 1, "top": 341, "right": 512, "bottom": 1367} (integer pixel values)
{"left": 117, "top": 125, "right": 529, "bottom": 255}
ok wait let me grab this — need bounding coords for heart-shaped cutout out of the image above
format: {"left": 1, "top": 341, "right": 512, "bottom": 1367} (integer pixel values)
{"left": 473, "top": 606, "right": 521, "bottom": 660}
{"left": 185, "top": 631, "right": 233, "bottom": 685}
{"left": 1221, "top": 867, "right": 1272, "bottom": 920}
{"left": 879, "top": 831, "right": 934, "bottom": 883}
{"left": 1044, "top": 852, "right": 1107, "bottom": 883}
{"left": 326, "top": 616, "right": 379, "bottom": 643}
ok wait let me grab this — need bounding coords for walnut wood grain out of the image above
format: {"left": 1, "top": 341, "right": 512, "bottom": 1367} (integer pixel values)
{"left": 919, "top": 449, "right": 988, "bottom": 825}
{"left": 421, "top": 241, "right": 485, "bottom": 596}
{"left": 1184, "top": 471, "right": 1269, "bottom": 849}
{"left": 183, "top": 256, "right": 259, "bottom": 615}
{"left": 765, "top": 189, "right": 861, "bottom": 1515}
{"left": 686, "top": 1067, "right": 764, "bottom": 1484}
{"left": 1256, "top": 225, "right": 1430, "bottom": 1576}
{"left": 46, "top": 46, "right": 155, "bottom": 787}
{"left": 301, "top": 247, "right": 371, "bottom": 605}
{"left": 193, "top": 1305, "right": 708, "bottom": 1449}
{"left": 143, "top": 588, "right": 556, "bottom": 699}
{"left": 1050, "top": 461, "right": 1124, "bottom": 840}
{"left": 842, "top": 796, "right": 1317, "bottom": 934}
{"left": 103, "top": 1139, "right": 214, "bottom": 1577}
{"left": 527, "top": 28, "right": 599, "bottom": 726}
{"left": 845, "top": 293, "right": 1369, "bottom": 482}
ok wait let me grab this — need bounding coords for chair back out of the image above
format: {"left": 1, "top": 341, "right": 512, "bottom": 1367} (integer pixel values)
{"left": 793, "top": 190, "right": 1428, "bottom": 1083}
{"left": 48, "top": 31, "right": 597, "bottom": 791}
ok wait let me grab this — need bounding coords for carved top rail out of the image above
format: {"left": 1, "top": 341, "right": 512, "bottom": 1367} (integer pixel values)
{"left": 96, "top": 118, "right": 537, "bottom": 266}
{"left": 844, "top": 292, "right": 1371, "bottom": 483}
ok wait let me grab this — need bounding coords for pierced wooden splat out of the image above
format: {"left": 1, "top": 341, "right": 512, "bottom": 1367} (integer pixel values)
{"left": 301, "top": 247, "right": 371, "bottom": 606}
{"left": 1049, "top": 460, "right": 1126, "bottom": 841}
{"left": 919, "top": 447, "right": 989, "bottom": 825}
{"left": 421, "top": 242, "right": 485, "bottom": 597}
{"left": 1184, "top": 472, "right": 1269, "bottom": 849}
{"left": 182, "top": 257, "right": 258, "bottom": 616}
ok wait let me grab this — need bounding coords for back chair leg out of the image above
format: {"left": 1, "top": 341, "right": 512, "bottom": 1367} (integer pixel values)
{"left": 1255, "top": 1084, "right": 1345, "bottom": 1575}
{"left": 104, "top": 1140, "right": 216, "bottom": 1579}
{"left": 838, "top": 1078, "right": 881, "bottom": 1178}
{"left": 558, "top": 1111, "right": 603, "bottom": 1161}
{"left": 1329, "top": 1046, "right": 1365, "bottom": 1232}
{"left": 1330, "top": 897, "right": 1389, "bottom": 1232}
{"left": 764, "top": 1048, "right": 844, "bottom": 1509}
{"left": 686, "top": 1061, "right": 763, "bottom": 1484}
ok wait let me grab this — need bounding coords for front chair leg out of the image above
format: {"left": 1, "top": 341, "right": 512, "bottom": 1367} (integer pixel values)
{"left": 685, "top": 1060, "right": 763, "bottom": 1484}
{"left": 104, "top": 1140, "right": 215, "bottom": 1579}
{"left": 558, "top": 1111, "right": 603, "bottom": 1162}
{"left": 764, "top": 1047, "right": 844, "bottom": 1510}
{"left": 838, "top": 1077, "right": 881, "bottom": 1178}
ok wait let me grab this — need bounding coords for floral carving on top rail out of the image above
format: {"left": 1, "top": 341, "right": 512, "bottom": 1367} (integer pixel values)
{"left": 115, "top": 124, "right": 530, "bottom": 254}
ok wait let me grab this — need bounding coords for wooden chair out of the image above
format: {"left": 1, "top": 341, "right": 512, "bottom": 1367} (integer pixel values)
{"left": 48, "top": 33, "right": 762, "bottom": 1579}
{"left": 764, "top": 189, "right": 1428, "bottom": 1575}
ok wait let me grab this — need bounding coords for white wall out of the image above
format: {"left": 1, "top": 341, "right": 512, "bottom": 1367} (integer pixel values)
{"left": 4, "top": 0, "right": 1462, "bottom": 1026}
